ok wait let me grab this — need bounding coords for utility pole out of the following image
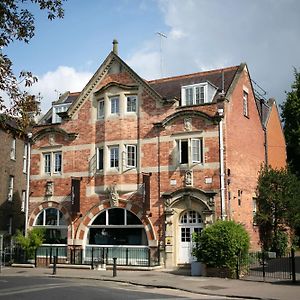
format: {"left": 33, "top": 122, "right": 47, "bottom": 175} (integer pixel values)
{"left": 156, "top": 32, "right": 167, "bottom": 78}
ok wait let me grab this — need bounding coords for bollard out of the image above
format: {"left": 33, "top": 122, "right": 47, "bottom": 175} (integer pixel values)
{"left": 53, "top": 255, "right": 57, "bottom": 275}
{"left": 113, "top": 257, "right": 117, "bottom": 277}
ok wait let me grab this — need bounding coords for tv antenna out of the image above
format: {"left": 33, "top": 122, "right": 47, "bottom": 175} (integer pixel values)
{"left": 156, "top": 32, "right": 167, "bottom": 77}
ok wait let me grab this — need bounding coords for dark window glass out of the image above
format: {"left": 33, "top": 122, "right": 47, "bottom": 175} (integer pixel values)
{"left": 89, "top": 228, "right": 147, "bottom": 245}
{"left": 127, "top": 211, "right": 142, "bottom": 225}
{"left": 108, "top": 208, "right": 124, "bottom": 225}
{"left": 92, "top": 211, "right": 106, "bottom": 225}
{"left": 44, "top": 228, "right": 67, "bottom": 244}
{"left": 45, "top": 208, "right": 57, "bottom": 225}
{"left": 180, "top": 140, "right": 188, "bottom": 164}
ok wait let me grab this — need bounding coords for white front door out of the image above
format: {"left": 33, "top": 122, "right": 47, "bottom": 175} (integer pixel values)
{"left": 178, "top": 210, "right": 203, "bottom": 264}
{"left": 179, "top": 226, "right": 202, "bottom": 263}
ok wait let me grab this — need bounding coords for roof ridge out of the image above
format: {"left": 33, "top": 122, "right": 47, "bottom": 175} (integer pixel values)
{"left": 148, "top": 65, "right": 240, "bottom": 84}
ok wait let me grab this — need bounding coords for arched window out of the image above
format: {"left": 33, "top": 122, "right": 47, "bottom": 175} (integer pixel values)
{"left": 34, "top": 208, "right": 67, "bottom": 244}
{"left": 88, "top": 208, "right": 147, "bottom": 246}
{"left": 180, "top": 210, "right": 203, "bottom": 225}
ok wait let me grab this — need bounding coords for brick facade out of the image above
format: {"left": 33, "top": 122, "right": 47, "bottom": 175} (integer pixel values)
{"left": 28, "top": 49, "right": 285, "bottom": 267}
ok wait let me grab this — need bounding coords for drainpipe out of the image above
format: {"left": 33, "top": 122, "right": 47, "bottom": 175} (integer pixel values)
{"left": 25, "top": 132, "right": 32, "bottom": 236}
{"left": 218, "top": 109, "right": 226, "bottom": 220}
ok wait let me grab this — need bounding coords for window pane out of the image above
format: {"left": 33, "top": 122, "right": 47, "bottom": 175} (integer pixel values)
{"left": 44, "top": 153, "right": 51, "bottom": 173}
{"left": 127, "top": 96, "right": 137, "bottom": 112}
{"left": 98, "top": 100, "right": 104, "bottom": 118}
{"left": 44, "top": 228, "right": 67, "bottom": 244}
{"left": 111, "top": 97, "right": 119, "bottom": 114}
{"left": 92, "top": 211, "right": 106, "bottom": 225}
{"left": 89, "top": 227, "right": 147, "bottom": 245}
{"left": 110, "top": 147, "right": 119, "bottom": 168}
{"left": 185, "top": 88, "right": 193, "bottom": 105}
{"left": 54, "top": 152, "right": 62, "bottom": 173}
{"left": 108, "top": 208, "right": 124, "bottom": 225}
{"left": 45, "top": 208, "right": 58, "bottom": 225}
{"left": 192, "top": 139, "right": 201, "bottom": 162}
{"left": 58, "top": 211, "right": 66, "bottom": 226}
{"left": 127, "top": 211, "right": 142, "bottom": 225}
{"left": 36, "top": 211, "right": 44, "bottom": 225}
{"left": 179, "top": 140, "right": 188, "bottom": 164}
{"left": 195, "top": 86, "right": 205, "bottom": 104}
{"left": 127, "top": 145, "right": 136, "bottom": 167}
{"left": 97, "top": 148, "right": 104, "bottom": 170}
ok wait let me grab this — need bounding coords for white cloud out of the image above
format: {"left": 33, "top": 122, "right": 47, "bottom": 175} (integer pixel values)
{"left": 28, "top": 66, "right": 92, "bottom": 113}
{"left": 126, "top": 0, "right": 300, "bottom": 105}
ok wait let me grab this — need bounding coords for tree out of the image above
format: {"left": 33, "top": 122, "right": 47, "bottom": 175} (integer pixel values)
{"left": 281, "top": 68, "right": 300, "bottom": 178}
{"left": 15, "top": 228, "right": 45, "bottom": 259}
{"left": 0, "top": 0, "right": 65, "bottom": 131}
{"left": 192, "top": 220, "right": 250, "bottom": 276}
{"left": 255, "top": 166, "right": 300, "bottom": 255}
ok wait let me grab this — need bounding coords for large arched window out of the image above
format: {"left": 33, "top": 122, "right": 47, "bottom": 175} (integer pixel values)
{"left": 88, "top": 208, "right": 147, "bottom": 246}
{"left": 34, "top": 208, "right": 67, "bottom": 244}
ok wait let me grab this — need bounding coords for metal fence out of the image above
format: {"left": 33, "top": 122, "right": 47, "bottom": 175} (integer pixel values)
{"left": 11, "top": 245, "right": 160, "bottom": 268}
{"left": 238, "top": 249, "right": 297, "bottom": 282}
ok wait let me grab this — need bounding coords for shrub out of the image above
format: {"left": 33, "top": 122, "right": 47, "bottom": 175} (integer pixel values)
{"left": 192, "top": 220, "right": 250, "bottom": 274}
{"left": 15, "top": 228, "right": 45, "bottom": 259}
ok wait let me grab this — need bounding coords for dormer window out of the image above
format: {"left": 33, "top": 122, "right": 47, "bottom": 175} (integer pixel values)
{"left": 52, "top": 103, "right": 71, "bottom": 123}
{"left": 181, "top": 82, "right": 217, "bottom": 106}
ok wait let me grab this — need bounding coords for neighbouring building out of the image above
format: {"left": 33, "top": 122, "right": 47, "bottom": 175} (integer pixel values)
{"left": 0, "top": 115, "right": 29, "bottom": 249}
{"left": 28, "top": 41, "right": 286, "bottom": 267}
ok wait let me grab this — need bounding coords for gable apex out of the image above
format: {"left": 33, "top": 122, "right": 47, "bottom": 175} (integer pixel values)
{"left": 66, "top": 52, "right": 164, "bottom": 118}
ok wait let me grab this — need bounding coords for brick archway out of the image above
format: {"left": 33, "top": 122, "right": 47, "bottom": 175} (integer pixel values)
{"left": 75, "top": 200, "right": 156, "bottom": 243}
{"left": 28, "top": 201, "right": 71, "bottom": 228}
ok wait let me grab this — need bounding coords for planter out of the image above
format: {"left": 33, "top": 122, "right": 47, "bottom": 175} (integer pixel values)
{"left": 191, "top": 261, "right": 206, "bottom": 276}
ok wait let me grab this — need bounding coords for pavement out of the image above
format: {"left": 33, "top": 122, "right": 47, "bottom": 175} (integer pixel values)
{"left": 0, "top": 266, "right": 299, "bottom": 300}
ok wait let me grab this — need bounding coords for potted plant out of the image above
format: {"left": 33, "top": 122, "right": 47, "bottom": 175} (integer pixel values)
{"left": 192, "top": 220, "right": 250, "bottom": 278}
{"left": 14, "top": 228, "right": 45, "bottom": 263}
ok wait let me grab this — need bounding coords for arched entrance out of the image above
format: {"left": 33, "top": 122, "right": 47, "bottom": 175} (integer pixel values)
{"left": 85, "top": 208, "right": 150, "bottom": 265}
{"left": 88, "top": 208, "right": 148, "bottom": 246}
{"left": 178, "top": 210, "right": 204, "bottom": 263}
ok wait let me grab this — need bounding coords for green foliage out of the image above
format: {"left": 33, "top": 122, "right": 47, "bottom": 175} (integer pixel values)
{"left": 256, "top": 166, "right": 300, "bottom": 254}
{"left": 0, "top": 0, "right": 65, "bottom": 130}
{"left": 15, "top": 228, "right": 45, "bottom": 259}
{"left": 192, "top": 220, "right": 250, "bottom": 273}
{"left": 281, "top": 68, "right": 300, "bottom": 178}
{"left": 271, "top": 230, "right": 288, "bottom": 257}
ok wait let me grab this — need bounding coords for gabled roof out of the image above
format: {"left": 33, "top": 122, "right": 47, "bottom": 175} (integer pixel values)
{"left": 66, "top": 51, "right": 163, "bottom": 118}
{"left": 148, "top": 66, "right": 240, "bottom": 101}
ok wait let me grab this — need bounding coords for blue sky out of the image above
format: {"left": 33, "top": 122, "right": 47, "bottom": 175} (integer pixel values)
{"left": 5, "top": 0, "right": 300, "bottom": 112}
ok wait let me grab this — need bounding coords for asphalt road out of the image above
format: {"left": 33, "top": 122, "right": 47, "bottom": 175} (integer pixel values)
{"left": 0, "top": 276, "right": 242, "bottom": 300}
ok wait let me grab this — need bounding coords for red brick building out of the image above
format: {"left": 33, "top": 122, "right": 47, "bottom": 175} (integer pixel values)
{"left": 28, "top": 42, "right": 285, "bottom": 267}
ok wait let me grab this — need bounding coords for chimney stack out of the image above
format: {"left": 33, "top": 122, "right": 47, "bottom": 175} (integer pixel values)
{"left": 112, "top": 39, "right": 118, "bottom": 55}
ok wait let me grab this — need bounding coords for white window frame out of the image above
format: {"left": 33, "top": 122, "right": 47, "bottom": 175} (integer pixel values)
{"left": 126, "top": 144, "right": 137, "bottom": 168}
{"left": 10, "top": 138, "right": 16, "bottom": 160}
{"left": 43, "top": 151, "right": 62, "bottom": 175}
{"left": 110, "top": 96, "right": 119, "bottom": 114}
{"left": 126, "top": 95, "right": 137, "bottom": 113}
{"left": 97, "top": 99, "right": 105, "bottom": 119}
{"left": 181, "top": 83, "right": 207, "bottom": 106}
{"left": 243, "top": 90, "right": 249, "bottom": 117}
{"left": 109, "top": 146, "right": 119, "bottom": 168}
{"left": 23, "top": 143, "right": 28, "bottom": 173}
{"left": 8, "top": 175, "right": 14, "bottom": 201}
{"left": 52, "top": 103, "right": 70, "bottom": 124}
{"left": 96, "top": 147, "right": 104, "bottom": 171}
{"left": 178, "top": 138, "right": 203, "bottom": 165}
